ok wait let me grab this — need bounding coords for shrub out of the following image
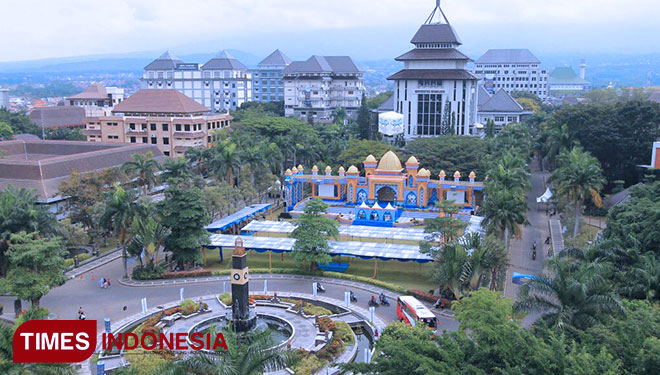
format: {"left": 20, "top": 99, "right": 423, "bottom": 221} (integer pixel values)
{"left": 164, "top": 306, "right": 181, "bottom": 316}
{"left": 318, "top": 317, "right": 336, "bottom": 333}
{"left": 293, "top": 354, "right": 327, "bottom": 375}
{"left": 77, "top": 253, "right": 92, "bottom": 262}
{"left": 64, "top": 258, "right": 74, "bottom": 268}
{"left": 180, "top": 299, "right": 200, "bottom": 315}
{"left": 317, "top": 338, "right": 343, "bottom": 360}
{"left": 303, "top": 305, "right": 332, "bottom": 317}
{"left": 123, "top": 349, "right": 170, "bottom": 375}
{"left": 407, "top": 288, "right": 436, "bottom": 303}
{"left": 132, "top": 266, "right": 165, "bottom": 280}
{"left": 219, "top": 293, "right": 231, "bottom": 305}
{"left": 333, "top": 321, "right": 354, "bottom": 345}
{"left": 163, "top": 269, "right": 212, "bottom": 279}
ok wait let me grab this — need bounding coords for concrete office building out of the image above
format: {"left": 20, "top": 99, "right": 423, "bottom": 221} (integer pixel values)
{"left": 476, "top": 86, "right": 533, "bottom": 135}
{"left": 250, "top": 49, "right": 291, "bottom": 102}
{"left": 388, "top": 3, "right": 478, "bottom": 138}
{"left": 283, "top": 55, "right": 363, "bottom": 122}
{"left": 66, "top": 83, "right": 125, "bottom": 116}
{"left": 140, "top": 51, "right": 252, "bottom": 112}
{"left": 474, "top": 49, "right": 548, "bottom": 99}
{"left": 0, "top": 88, "right": 9, "bottom": 110}
{"left": 83, "top": 89, "right": 231, "bottom": 157}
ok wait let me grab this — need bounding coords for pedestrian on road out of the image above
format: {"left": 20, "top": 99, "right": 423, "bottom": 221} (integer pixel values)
{"left": 99, "top": 277, "right": 105, "bottom": 289}
{"left": 106, "top": 278, "right": 111, "bottom": 288}
{"left": 78, "top": 307, "right": 85, "bottom": 320}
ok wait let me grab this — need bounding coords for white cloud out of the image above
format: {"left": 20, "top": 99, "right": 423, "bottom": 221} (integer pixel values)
{"left": 0, "top": 0, "right": 658, "bottom": 61}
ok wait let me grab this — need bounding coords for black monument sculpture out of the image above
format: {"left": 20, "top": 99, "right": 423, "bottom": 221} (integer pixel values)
{"left": 230, "top": 237, "right": 257, "bottom": 331}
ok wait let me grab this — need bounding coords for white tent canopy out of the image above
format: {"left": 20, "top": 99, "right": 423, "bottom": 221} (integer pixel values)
{"left": 378, "top": 111, "right": 404, "bottom": 136}
{"left": 536, "top": 187, "right": 553, "bottom": 203}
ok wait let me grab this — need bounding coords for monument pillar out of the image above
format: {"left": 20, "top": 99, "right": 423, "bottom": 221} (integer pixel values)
{"left": 230, "top": 237, "right": 256, "bottom": 332}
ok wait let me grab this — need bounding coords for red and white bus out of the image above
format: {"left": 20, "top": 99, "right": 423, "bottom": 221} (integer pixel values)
{"left": 396, "top": 296, "right": 438, "bottom": 329}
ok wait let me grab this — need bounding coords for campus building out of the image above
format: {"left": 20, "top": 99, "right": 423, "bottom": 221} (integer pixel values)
{"left": 474, "top": 49, "right": 548, "bottom": 99}
{"left": 250, "top": 49, "right": 291, "bottom": 103}
{"left": 0, "top": 139, "right": 165, "bottom": 217}
{"left": 140, "top": 51, "right": 252, "bottom": 112}
{"left": 388, "top": 3, "right": 478, "bottom": 138}
{"left": 476, "top": 86, "right": 533, "bottom": 135}
{"left": 83, "top": 89, "right": 231, "bottom": 157}
{"left": 548, "top": 65, "right": 591, "bottom": 94}
{"left": 66, "top": 83, "right": 125, "bottom": 117}
{"left": 283, "top": 55, "right": 364, "bottom": 122}
{"left": 284, "top": 151, "right": 484, "bottom": 226}
{"left": 0, "top": 88, "right": 9, "bottom": 110}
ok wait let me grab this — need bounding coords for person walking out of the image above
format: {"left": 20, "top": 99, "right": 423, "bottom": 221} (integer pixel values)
{"left": 99, "top": 277, "right": 105, "bottom": 289}
{"left": 78, "top": 307, "right": 85, "bottom": 320}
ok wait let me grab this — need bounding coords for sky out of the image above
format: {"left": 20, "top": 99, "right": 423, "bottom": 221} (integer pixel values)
{"left": 1, "top": 0, "right": 659, "bottom": 62}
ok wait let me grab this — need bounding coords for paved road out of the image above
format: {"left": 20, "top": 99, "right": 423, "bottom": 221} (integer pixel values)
{"left": 0, "top": 255, "right": 459, "bottom": 333}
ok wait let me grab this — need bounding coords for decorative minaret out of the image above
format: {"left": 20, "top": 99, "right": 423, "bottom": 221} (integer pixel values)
{"left": 230, "top": 237, "right": 256, "bottom": 332}
{"left": 579, "top": 59, "right": 586, "bottom": 80}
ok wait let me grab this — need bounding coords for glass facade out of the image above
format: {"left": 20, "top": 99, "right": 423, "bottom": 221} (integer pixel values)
{"left": 417, "top": 94, "right": 443, "bottom": 136}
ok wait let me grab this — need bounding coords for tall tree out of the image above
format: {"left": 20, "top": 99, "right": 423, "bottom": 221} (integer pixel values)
{"left": 100, "top": 184, "right": 137, "bottom": 278}
{"left": 158, "top": 185, "right": 210, "bottom": 268}
{"left": 128, "top": 215, "right": 169, "bottom": 269}
{"left": 0, "top": 185, "right": 57, "bottom": 275}
{"left": 514, "top": 258, "right": 623, "bottom": 331}
{"left": 211, "top": 140, "right": 240, "bottom": 186}
{"left": 160, "top": 157, "right": 193, "bottom": 184}
{"left": 0, "top": 232, "right": 67, "bottom": 307}
{"left": 357, "top": 93, "right": 371, "bottom": 139}
{"left": 549, "top": 147, "right": 605, "bottom": 238}
{"left": 290, "top": 198, "right": 338, "bottom": 271}
{"left": 481, "top": 189, "right": 528, "bottom": 250}
{"left": 121, "top": 152, "right": 160, "bottom": 196}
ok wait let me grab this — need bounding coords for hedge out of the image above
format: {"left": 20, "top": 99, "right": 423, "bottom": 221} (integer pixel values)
{"left": 162, "top": 269, "right": 212, "bottom": 279}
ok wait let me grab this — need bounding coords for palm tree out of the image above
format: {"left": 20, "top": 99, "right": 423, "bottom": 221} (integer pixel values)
{"left": 100, "top": 184, "right": 136, "bottom": 278}
{"left": 459, "top": 233, "right": 508, "bottom": 291}
{"left": 121, "top": 152, "right": 160, "bottom": 196}
{"left": 428, "top": 240, "right": 468, "bottom": 299}
{"left": 241, "top": 145, "right": 266, "bottom": 186}
{"left": 487, "top": 151, "right": 531, "bottom": 194}
{"left": 211, "top": 140, "right": 240, "bottom": 186}
{"left": 161, "top": 157, "right": 193, "bottom": 184}
{"left": 549, "top": 147, "right": 605, "bottom": 238}
{"left": 185, "top": 147, "right": 209, "bottom": 177}
{"left": 481, "top": 189, "right": 528, "bottom": 251}
{"left": 544, "top": 123, "right": 576, "bottom": 168}
{"left": 163, "top": 329, "right": 291, "bottom": 375}
{"left": 514, "top": 258, "right": 623, "bottom": 331}
{"left": 129, "top": 215, "right": 170, "bottom": 269}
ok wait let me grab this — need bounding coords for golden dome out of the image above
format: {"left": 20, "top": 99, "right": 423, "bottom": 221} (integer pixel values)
{"left": 454, "top": 171, "right": 461, "bottom": 179}
{"left": 347, "top": 165, "right": 359, "bottom": 174}
{"left": 377, "top": 151, "right": 402, "bottom": 171}
{"left": 406, "top": 156, "right": 419, "bottom": 165}
{"left": 312, "top": 165, "right": 319, "bottom": 172}
{"left": 325, "top": 166, "right": 332, "bottom": 173}
{"left": 439, "top": 170, "right": 446, "bottom": 178}
{"left": 338, "top": 166, "right": 345, "bottom": 174}
{"left": 469, "top": 171, "right": 476, "bottom": 179}
{"left": 297, "top": 164, "right": 303, "bottom": 171}
{"left": 364, "top": 154, "right": 377, "bottom": 163}
{"left": 417, "top": 168, "right": 430, "bottom": 177}
{"left": 285, "top": 169, "right": 292, "bottom": 176}
{"left": 291, "top": 166, "right": 298, "bottom": 174}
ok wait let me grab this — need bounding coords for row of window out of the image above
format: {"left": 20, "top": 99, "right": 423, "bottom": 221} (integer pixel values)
{"left": 477, "top": 64, "right": 539, "bottom": 68}
{"left": 477, "top": 70, "right": 547, "bottom": 76}
{"left": 253, "top": 72, "right": 280, "bottom": 78}
{"left": 496, "top": 83, "right": 547, "bottom": 89}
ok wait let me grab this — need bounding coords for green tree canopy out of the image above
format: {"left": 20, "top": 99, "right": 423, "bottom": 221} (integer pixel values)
{"left": 290, "top": 198, "right": 338, "bottom": 271}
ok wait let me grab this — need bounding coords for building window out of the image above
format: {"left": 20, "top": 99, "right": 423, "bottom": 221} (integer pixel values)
{"left": 416, "top": 94, "right": 443, "bottom": 136}
{"left": 150, "top": 123, "right": 156, "bottom": 131}
{"left": 494, "top": 116, "right": 505, "bottom": 122}
{"left": 162, "top": 123, "right": 168, "bottom": 131}
{"left": 142, "top": 137, "right": 148, "bottom": 143}
{"left": 130, "top": 136, "right": 136, "bottom": 143}
{"left": 184, "top": 124, "right": 190, "bottom": 131}
{"left": 176, "top": 124, "right": 181, "bottom": 131}
{"left": 151, "top": 137, "right": 157, "bottom": 144}
{"left": 164, "top": 151, "right": 170, "bottom": 156}
{"left": 163, "top": 137, "right": 170, "bottom": 145}
{"left": 508, "top": 116, "right": 517, "bottom": 122}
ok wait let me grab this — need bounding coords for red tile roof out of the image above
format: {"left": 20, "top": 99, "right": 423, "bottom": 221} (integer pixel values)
{"left": 112, "top": 89, "right": 208, "bottom": 114}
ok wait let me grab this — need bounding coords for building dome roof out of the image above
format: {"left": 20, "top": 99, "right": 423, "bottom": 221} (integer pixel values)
{"left": 312, "top": 165, "right": 319, "bottom": 172}
{"left": 406, "top": 156, "right": 419, "bottom": 165}
{"left": 454, "top": 171, "right": 461, "bottom": 178}
{"left": 364, "top": 154, "right": 377, "bottom": 163}
{"left": 338, "top": 166, "right": 345, "bottom": 173}
{"left": 469, "top": 171, "right": 476, "bottom": 179}
{"left": 325, "top": 166, "right": 332, "bottom": 173}
{"left": 297, "top": 164, "right": 303, "bottom": 171}
{"left": 439, "top": 170, "right": 446, "bottom": 177}
{"left": 417, "top": 168, "right": 430, "bottom": 177}
{"left": 377, "top": 151, "right": 402, "bottom": 171}
{"left": 291, "top": 166, "right": 298, "bottom": 174}
{"left": 347, "top": 165, "right": 359, "bottom": 174}
{"left": 285, "top": 169, "right": 292, "bottom": 176}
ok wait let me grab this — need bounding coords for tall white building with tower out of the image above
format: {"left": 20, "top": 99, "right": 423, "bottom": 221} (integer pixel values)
{"left": 388, "top": 1, "right": 478, "bottom": 138}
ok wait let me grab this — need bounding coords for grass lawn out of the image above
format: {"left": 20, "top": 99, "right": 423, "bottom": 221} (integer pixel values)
{"left": 567, "top": 223, "right": 600, "bottom": 247}
{"left": 205, "top": 249, "right": 435, "bottom": 292}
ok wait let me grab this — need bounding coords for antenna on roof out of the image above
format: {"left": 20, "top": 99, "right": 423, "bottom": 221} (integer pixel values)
{"left": 425, "top": 0, "right": 450, "bottom": 25}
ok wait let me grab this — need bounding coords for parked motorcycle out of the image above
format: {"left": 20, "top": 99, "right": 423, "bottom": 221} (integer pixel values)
{"left": 368, "top": 296, "right": 379, "bottom": 307}
{"left": 532, "top": 249, "right": 537, "bottom": 260}
{"left": 379, "top": 293, "right": 390, "bottom": 306}
{"left": 349, "top": 290, "right": 357, "bottom": 302}
{"left": 316, "top": 282, "right": 326, "bottom": 293}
